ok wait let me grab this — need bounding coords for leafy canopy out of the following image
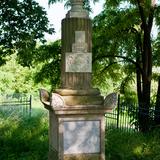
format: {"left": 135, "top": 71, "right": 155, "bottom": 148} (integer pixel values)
{"left": 48, "top": 0, "right": 100, "bottom": 12}
{"left": 0, "top": 0, "right": 54, "bottom": 66}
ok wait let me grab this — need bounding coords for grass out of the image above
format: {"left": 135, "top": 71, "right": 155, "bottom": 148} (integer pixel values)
{"left": 106, "top": 128, "right": 160, "bottom": 160}
{"left": 0, "top": 107, "right": 160, "bottom": 160}
{"left": 0, "top": 108, "right": 49, "bottom": 160}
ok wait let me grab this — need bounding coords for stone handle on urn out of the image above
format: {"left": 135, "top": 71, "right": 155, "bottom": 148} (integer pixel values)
{"left": 40, "top": 89, "right": 65, "bottom": 110}
{"left": 39, "top": 89, "right": 51, "bottom": 110}
{"left": 104, "top": 93, "right": 118, "bottom": 110}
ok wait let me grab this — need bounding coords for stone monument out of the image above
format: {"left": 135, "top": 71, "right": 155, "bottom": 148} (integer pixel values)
{"left": 40, "top": 0, "right": 117, "bottom": 159}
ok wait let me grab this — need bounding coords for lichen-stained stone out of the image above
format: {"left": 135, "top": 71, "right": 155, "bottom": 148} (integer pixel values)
{"left": 62, "top": 95, "right": 104, "bottom": 106}
{"left": 55, "top": 88, "right": 100, "bottom": 96}
{"left": 63, "top": 121, "right": 100, "bottom": 154}
{"left": 64, "top": 154, "right": 101, "bottom": 160}
{"left": 66, "top": 0, "right": 89, "bottom": 18}
{"left": 104, "top": 93, "right": 118, "bottom": 109}
{"left": 50, "top": 93, "right": 64, "bottom": 108}
{"left": 65, "top": 52, "right": 92, "bottom": 73}
{"left": 40, "top": 1, "right": 114, "bottom": 160}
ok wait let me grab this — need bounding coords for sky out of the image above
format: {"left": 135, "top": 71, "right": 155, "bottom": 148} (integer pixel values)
{"left": 35, "top": 0, "right": 158, "bottom": 41}
{"left": 35, "top": 0, "right": 104, "bottom": 41}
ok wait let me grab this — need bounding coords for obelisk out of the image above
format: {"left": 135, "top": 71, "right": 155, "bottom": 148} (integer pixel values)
{"left": 40, "top": 0, "right": 116, "bottom": 159}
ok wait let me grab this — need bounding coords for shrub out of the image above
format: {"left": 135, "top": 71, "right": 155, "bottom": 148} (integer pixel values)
{"left": 0, "top": 110, "right": 48, "bottom": 160}
{"left": 106, "top": 129, "right": 160, "bottom": 160}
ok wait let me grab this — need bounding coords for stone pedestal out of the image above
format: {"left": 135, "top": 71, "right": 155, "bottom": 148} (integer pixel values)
{"left": 49, "top": 108, "right": 106, "bottom": 160}
{"left": 40, "top": 88, "right": 116, "bottom": 160}
{"left": 40, "top": 1, "right": 117, "bottom": 159}
{"left": 40, "top": 89, "right": 115, "bottom": 160}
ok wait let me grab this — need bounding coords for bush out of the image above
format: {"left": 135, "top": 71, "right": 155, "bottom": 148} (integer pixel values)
{"left": 0, "top": 110, "right": 48, "bottom": 160}
{"left": 106, "top": 129, "right": 160, "bottom": 160}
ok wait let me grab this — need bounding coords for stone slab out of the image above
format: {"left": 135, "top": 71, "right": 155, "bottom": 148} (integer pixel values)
{"left": 72, "top": 43, "right": 88, "bottom": 53}
{"left": 63, "top": 120, "right": 100, "bottom": 154}
{"left": 55, "top": 88, "right": 100, "bottom": 96}
{"left": 65, "top": 52, "right": 92, "bottom": 72}
{"left": 54, "top": 107, "right": 112, "bottom": 115}
{"left": 66, "top": 11, "right": 89, "bottom": 18}
{"left": 62, "top": 95, "right": 104, "bottom": 106}
{"left": 75, "top": 31, "right": 85, "bottom": 43}
{"left": 64, "top": 154, "right": 101, "bottom": 160}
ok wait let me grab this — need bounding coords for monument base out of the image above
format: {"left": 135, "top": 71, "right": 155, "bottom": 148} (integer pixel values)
{"left": 48, "top": 108, "right": 106, "bottom": 160}
{"left": 40, "top": 88, "right": 116, "bottom": 160}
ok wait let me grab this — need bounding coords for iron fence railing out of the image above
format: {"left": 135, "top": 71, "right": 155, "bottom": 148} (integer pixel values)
{"left": 105, "top": 95, "right": 160, "bottom": 132}
{"left": 0, "top": 93, "right": 32, "bottom": 116}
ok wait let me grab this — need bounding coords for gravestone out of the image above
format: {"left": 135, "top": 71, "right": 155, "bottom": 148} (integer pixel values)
{"left": 40, "top": 0, "right": 117, "bottom": 159}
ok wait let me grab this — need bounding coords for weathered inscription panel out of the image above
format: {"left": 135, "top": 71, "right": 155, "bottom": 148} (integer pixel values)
{"left": 63, "top": 120, "right": 100, "bottom": 154}
{"left": 75, "top": 31, "right": 85, "bottom": 43}
{"left": 65, "top": 52, "right": 92, "bottom": 72}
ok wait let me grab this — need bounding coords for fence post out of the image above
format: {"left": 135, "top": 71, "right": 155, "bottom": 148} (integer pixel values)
{"left": 117, "top": 94, "right": 120, "bottom": 128}
{"left": 29, "top": 95, "right": 32, "bottom": 117}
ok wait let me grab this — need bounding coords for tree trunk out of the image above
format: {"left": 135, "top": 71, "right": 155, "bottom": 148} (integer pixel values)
{"left": 136, "top": 0, "right": 154, "bottom": 133}
{"left": 154, "top": 77, "right": 160, "bottom": 125}
{"left": 136, "top": 35, "right": 143, "bottom": 108}
{"left": 139, "top": 26, "right": 152, "bottom": 132}
{"left": 139, "top": 78, "right": 151, "bottom": 132}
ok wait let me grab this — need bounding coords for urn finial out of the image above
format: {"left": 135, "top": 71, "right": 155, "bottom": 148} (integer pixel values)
{"left": 66, "top": 0, "right": 89, "bottom": 18}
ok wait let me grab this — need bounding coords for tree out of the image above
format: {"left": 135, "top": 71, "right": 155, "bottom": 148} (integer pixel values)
{"left": 48, "top": 0, "right": 99, "bottom": 12}
{"left": 0, "top": 0, "right": 54, "bottom": 66}
{"left": 92, "top": 0, "right": 160, "bottom": 132}
{"left": 32, "top": 40, "right": 61, "bottom": 91}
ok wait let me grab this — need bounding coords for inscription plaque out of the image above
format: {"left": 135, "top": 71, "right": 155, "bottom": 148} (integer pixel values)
{"left": 65, "top": 52, "right": 92, "bottom": 72}
{"left": 72, "top": 31, "right": 88, "bottom": 53}
{"left": 75, "top": 31, "right": 85, "bottom": 43}
{"left": 63, "top": 120, "right": 100, "bottom": 154}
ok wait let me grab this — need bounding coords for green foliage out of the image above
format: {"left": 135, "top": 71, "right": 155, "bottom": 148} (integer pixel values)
{"left": 0, "top": 0, "right": 54, "bottom": 65}
{"left": 0, "top": 110, "right": 48, "bottom": 160}
{"left": 0, "top": 40, "right": 61, "bottom": 95}
{"left": 30, "top": 40, "right": 61, "bottom": 90}
{"left": 106, "top": 129, "right": 160, "bottom": 160}
{"left": 92, "top": 5, "right": 139, "bottom": 95}
{"left": 48, "top": 0, "right": 100, "bottom": 12}
{"left": 92, "top": 0, "right": 160, "bottom": 103}
{"left": 0, "top": 54, "right": 50, "bottom": 95}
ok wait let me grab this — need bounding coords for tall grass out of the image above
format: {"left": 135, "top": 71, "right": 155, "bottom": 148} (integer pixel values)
{"left": 106, "top": 129, "right": 160, "bottom": 160}
{"left": 0, "top": 109, "right": 49, "bottom": 160}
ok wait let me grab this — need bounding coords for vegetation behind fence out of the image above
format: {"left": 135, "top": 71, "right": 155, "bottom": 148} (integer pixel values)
{"left": 0, "top": 93, "right": 32, "bottom": 116}
{"left": 106, "top": 95, "right": 160, "bottom": 132}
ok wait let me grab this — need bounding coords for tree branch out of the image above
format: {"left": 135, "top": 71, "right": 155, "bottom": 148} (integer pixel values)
{"left": 99, "top": 61, "right": 123, "bottom": 75}
{"left": 136, "top": 0, "right": 147, "bottom": 28}
{"left": 93, "top": 54, "right": 144, "bottom": 75}
{"left": 148, "top": 6, "right": 155, "bottom": 32}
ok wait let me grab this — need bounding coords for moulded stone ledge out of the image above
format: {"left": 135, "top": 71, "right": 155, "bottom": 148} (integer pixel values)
{"left": 63, "top": 153, "right": 102, "bottom": 160}
{"left": 62, "top": 95, "right": 104, "bottom": 106}
{"left": 53, "top": 107, "right": 112, "bottom": 115}
{"left": 55, "top": 88, "right": 100, "bottom": 96}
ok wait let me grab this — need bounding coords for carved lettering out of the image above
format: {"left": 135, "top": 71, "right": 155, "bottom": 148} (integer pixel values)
{"left": 65, "top": 52, "right": 92, "bottom": 72}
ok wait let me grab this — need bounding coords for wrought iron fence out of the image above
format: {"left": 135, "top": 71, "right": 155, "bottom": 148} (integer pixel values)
{"left": 105, "top": 95, "right": 160, "bottom": 132}
{"left": 0, "top": 93, "right": 32, "bottom": 116}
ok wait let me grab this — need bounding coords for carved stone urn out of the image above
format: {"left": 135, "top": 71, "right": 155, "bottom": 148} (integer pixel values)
{"left": 66, "top": 0, "right": 88, "bottom": 18}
